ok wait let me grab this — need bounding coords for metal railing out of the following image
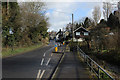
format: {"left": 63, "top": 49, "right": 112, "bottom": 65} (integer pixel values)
{"left": 77, "top": 46, "right": 115, "bottom": 80}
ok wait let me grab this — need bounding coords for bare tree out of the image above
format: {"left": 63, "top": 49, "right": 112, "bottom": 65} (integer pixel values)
{"left": 92, "top": 6, "right": 101, "bottom": 25}
{"left": 103, "top": 2, "right": 112, "bottom": 20}
{"left": 19, "top": 2, "right": 47, "bottom": 29}
{"left": 20, "top": 2, "right": 45, "bottom": 14}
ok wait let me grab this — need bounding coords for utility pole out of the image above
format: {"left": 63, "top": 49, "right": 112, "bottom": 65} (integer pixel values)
{"left": 72, "top": 13, "right": 74, "bottom": 40}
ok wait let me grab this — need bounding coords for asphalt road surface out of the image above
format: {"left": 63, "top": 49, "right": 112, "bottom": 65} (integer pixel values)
{"left": 2, "top": 40, "right": 62, "bottom": 80}
{"left": 2, "top": 40, "right": 90, "bottom": 80}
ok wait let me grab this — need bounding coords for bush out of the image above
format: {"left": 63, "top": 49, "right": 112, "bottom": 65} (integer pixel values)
{"left": 69, "top": 41, "right": 77, "bottom": 52}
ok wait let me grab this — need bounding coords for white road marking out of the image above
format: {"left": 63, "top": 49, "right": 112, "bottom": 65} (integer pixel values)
{"left": 51, "top": 53, "right": 53, "bottom": 56}
{"left": 46, "top": 58, "right": 51, "bottom": 66}
{"left": 43, "top": 47, "right": 54, "bottom": 57}
{"left": 41, "top": 58, "right": 44, "bottom": 65}
{"left": 43, "top": 52, "right": 46, "bottom": 57}
{"left": 39, "top": 70, "right": 45, "bottom": 79}
{"left": 36, "top": 47, "right": 54, "bottom": 79}
{"left": 49, "top": 47, "right": 54, "bottom": 51}
{"left": 36, "top": 69, "right": 41, "bottom": 79}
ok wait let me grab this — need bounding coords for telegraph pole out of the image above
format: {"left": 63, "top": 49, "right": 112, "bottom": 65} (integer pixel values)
{"left": 72, "top": 13, "right": 74, "bottom": 40}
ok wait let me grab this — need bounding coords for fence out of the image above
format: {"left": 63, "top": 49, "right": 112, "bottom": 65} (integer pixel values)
{"left": 77, "top": 46, "right": 115, "bottom": 80}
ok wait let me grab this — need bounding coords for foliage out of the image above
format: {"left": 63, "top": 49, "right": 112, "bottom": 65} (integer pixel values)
{"left": 83, "top": 17, "right": 92, "bottom": 28}
{"left": 107, "top": 13, "right": 119, "bottom": 30}
{"left": 2, "top": 42, "right": 43, "bottom": 58}
{"left": 78, "top": 9, "right": 120, "bottom": 66}
{"left": 2, "top": 2, "right": 49, "bottom": 48}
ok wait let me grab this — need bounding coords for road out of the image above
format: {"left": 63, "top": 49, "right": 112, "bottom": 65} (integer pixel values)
{"left": 2, "top": 40, "right": 62, "bottom": 80}
{"left": 2, "top": 40, "right": 91, "bottom": 80}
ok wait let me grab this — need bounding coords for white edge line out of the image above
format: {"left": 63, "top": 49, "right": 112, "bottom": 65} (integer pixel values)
{"left": 46, "top": 58, "right": 51, "bottom": 66}
{"left": 39, "top": 70, "right": 45, "bottom": 79}
{"left": 41, "top": 58, "right": 44, "bottom": 65}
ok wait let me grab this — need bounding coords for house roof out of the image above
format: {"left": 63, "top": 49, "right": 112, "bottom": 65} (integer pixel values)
{"left": 56, "top": 30, "right": 61, "bottom": 35}
{"left": 73, "top": 26, "right": 89, "bottom": 33}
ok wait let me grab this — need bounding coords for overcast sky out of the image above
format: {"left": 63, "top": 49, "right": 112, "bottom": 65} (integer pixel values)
{"left": 45, "top": 2, "right": 104, "bottom": 32}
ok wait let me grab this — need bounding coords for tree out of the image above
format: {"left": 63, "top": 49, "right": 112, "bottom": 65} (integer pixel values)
{"left": 2, "top": 2, "right": 49, "bottom": 48}
{"left": 20, "top": 2, "right": 45, "bottom": 14}
{"left": 92, "top": 6, "right": 101, "bottom": 25}
{"left": 107, "top": 13, "right": 119, "bottom": 30}
{"left": 103, "top": 2, "right": 112, "bottom": 20}
{"left": 83, "top": 17, "right": 92, "bottom": 28}
{"left": 2, "top": 2, "right": 20, "bottom": 47}
{"left": 19, "top": 2, "right": 48, "bottom": 44}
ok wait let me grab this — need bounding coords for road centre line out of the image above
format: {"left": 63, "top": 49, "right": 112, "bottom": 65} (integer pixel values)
{"left": 49, "top": 47, "right": 54, "bottom": 51}
{"left": 41, "top": 58, "right": 44, "bottom": 65}
{"left": 43, "top": 47, "right": 54, "bottom": 57}
{"left": 46, "top": 58, "right": 51, "bottom": 66}
{"left": 43, "top": 52, "right": 46, "bottom": 57}
{"left": 39, "top": 70, "right": 45, "bottom": 79}
{"left": 36, "top": 69, "right": 41, "bottom": 79}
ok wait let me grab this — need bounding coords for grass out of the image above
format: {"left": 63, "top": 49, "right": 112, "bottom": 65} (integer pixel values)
{"left": 2, "top": 42, "right": 47, "bottom": 58}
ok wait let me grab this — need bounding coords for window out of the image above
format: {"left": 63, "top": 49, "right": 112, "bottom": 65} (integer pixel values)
{"left": 76, "top": 32, "right": 80, "bottom": 35}
{"left": 84, "top": 32, "right": 88, "bottom": 35}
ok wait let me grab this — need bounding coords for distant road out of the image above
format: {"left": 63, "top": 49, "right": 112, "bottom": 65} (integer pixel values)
{"left": 2, "top": 40, "right": 62, "bottom": 79}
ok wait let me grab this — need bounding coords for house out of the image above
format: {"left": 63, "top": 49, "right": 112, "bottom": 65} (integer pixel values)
{"left": 49, "top": 32, "right": 56, "bottom": 40}
{"left": 73, "top": 26, "right": 89, "bottom": 42}
{"left": 55, "top": 29, "right": 64, "bottom": 42}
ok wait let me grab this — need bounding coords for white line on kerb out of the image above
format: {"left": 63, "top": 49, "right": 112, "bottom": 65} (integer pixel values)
{"left": 39, "top": 70, "right": 45, "bottom": 79}
{"left": 41, "top": 58, "right": 44, "bottom": 65}
{"left": 36, "top": 69, "right": 41, "bottom": 79}
{"left": 46, "top": 58, "right": 51, "bottom": 66}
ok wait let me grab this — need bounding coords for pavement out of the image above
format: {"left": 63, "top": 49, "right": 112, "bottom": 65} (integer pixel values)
{"left": 53, "top": 46, "right": 90, "bottom": 80}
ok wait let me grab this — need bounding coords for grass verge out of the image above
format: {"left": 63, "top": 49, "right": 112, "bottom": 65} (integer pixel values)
{"left": 2, "top": 42, "right": 47, "bottom": 58}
